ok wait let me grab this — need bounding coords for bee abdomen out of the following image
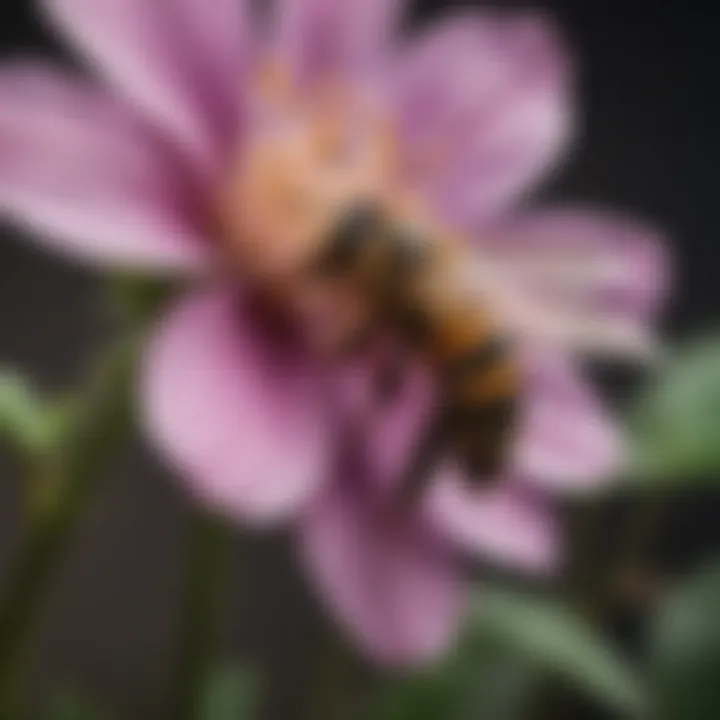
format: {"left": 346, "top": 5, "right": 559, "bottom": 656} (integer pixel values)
{"left": 443, "top": 396, "right": 517, "bottom": 477}
{"left": 442, "top": 336, "right": 509, "bottom": 383}
{"left": 440, "top": 337, "right": 519, "bottom": 484}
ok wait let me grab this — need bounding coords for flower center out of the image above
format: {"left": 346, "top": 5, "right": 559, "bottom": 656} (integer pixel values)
{"left": 214, "top": 61, "right": 402, "bottom": 287}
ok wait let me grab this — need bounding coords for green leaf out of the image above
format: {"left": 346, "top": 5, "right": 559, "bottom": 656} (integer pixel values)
{"left": 371, "top": 650, "right": 536, "bottom": 720}
{"left": 370, "top": 622, "right": 539, "bottom": 720}
{"left": 371, "top": 588, "right": 645, "bottom": 720}
{"left": 0, "top": 368, "right": 77, "bottom": 462}
{"left": 470, "top": 589, "right": 648, "bottom": 717}
{"left": 46, "top": 688, "right": 112, "bottom": 720}
{"left": 198, "top": 664, "right": 259, "bottom": 720}
{"left": 462, "top": 648, "right": 538, "bottom": 720}
{"left": 371, "top": 669, "right": 467, "bottom": 720}
{"left": 0, "top": 369, "right": 52, "bottom": 454}
{"left": 649, "top": 561, "right": 720, "bottom": 720}
{"left": 627, "top": 336, "right": 720, "bottom": 484}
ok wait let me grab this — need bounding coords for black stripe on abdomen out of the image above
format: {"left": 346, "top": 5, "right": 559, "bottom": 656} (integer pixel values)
{"left": 443, "top": 394, "right": 517, "bottom": 482}
{"left": 443, "top": 395, "right": 516, "bottom": 430}
{"left": 442, "top": 335, "right": 510, "bottom": 384}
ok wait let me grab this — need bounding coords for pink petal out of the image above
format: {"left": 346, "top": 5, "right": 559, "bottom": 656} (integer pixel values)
{"left": 325, "top": 349, "right": 555, "bottom": 574}
{"left": 142, "top": 288, "right": 331, "bottom": 524}
{"left": 328, "top": 346, "right": 437, "bottom": 492}
{"left": 300, "top": 480, "right": 464, "bottom": 666}
{"left": 479, "top": 208, "right": 670, "bottom": 321}
{"left": 0, "top": 64, "right": 209, "bottom": 271}
{"left": 43, "top": 0, "right": 253, "bottom": 170}
{"left": 424, "top": 476, "right": 560, "bottom": 573}
{"left": 274, "top": 0, "right": 401, "bottom": 83}
{"left": 393, "top": 12, "right": 573, "bottom": 225}
{"left": 513, "top": 352, "right": 624, "bottom": 492}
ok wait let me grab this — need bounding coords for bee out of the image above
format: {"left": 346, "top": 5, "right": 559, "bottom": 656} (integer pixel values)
{"left": 216, "top": 64, "right": 520, "bottom": 496}
{"left": 310, "top": 202, "right": 520, "bottom": 492}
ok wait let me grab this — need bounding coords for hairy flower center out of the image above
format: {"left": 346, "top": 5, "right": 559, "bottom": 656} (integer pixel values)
{"left": 215, "top": 62, "right": 402, "bottom": 287}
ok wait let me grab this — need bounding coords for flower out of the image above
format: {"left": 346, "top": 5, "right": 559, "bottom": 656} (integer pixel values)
{"left": 0, "top": 0, "right": 668, "bottom": 665}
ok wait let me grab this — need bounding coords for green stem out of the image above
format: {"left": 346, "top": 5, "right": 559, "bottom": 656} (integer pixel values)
{"left": 172, "top": 513, "right": 231, "bottom": 720}
{"left": 0, "top": 332, "right": 141, "bottom": 707}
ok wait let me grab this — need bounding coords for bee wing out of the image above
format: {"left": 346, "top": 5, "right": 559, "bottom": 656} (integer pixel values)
{"left": 458, "top": 252, "right": 658, "bottom": 361}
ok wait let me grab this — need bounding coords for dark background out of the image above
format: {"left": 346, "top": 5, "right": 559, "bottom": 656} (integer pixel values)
{"left": 0, "top": 1, "right": 716, "bottom": 718}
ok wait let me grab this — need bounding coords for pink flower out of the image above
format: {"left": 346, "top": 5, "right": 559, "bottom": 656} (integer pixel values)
{"left": 0, "top": 0, "right": 668, "bottom": 665}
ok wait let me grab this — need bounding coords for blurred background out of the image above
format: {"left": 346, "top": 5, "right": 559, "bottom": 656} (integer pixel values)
{"left": 0, "top": 0, "right": 716, "bottom": 718}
